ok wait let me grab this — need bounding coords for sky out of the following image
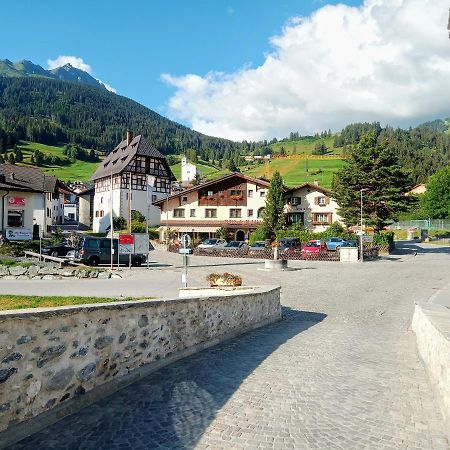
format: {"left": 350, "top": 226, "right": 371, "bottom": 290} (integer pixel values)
{"left": 1, "top": 0, "right": 450, "bottom": 141}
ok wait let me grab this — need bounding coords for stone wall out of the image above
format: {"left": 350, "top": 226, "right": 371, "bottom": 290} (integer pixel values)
{"left": 412, "top": 302, "right": 450, "bottom": 424}
{"left": 0, "top": 286, "right": 280, "bottom": 444}
{"left": 0, "top": 264, "right": 119, "bottom": 280}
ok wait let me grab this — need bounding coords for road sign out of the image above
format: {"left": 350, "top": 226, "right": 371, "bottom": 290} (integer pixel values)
{"left": 362, "top": 235, "right": 373, "bottom": 243}
{"left": 133, "top": 233, "right": 149, "bottom": 254}
{"left": 179, "top": 248, "right": 192, "bottom": 254}
{"left": 181, "top": 234, "right": 192, "bottom": 248}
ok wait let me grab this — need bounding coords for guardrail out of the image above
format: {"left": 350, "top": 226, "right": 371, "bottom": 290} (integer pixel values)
{"left": 23, "top": 251, "right": 80, "bottom": 267}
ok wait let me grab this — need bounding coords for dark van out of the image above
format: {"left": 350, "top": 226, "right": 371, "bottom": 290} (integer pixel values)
{"left": 73, "top": 236, "right": 147, "bottom": 266}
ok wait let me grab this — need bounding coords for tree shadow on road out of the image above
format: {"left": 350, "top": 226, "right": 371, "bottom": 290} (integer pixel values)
{"left": 11, "top": 307, "right": 326, "bottom": 450}
{"left": 393, "top": 241, "right": 450, "bottom": 256}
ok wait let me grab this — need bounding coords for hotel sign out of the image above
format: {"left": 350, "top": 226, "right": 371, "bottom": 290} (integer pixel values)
{"left": 8, "top": 197, "right": 26, "bottom": 207}
{"left": 5, "top": 228, "right": 33, "bottom": 241}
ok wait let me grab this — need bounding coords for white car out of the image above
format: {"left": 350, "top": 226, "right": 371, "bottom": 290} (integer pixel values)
{"left": 198, "top": 238, "right": 227, "bottom": 249}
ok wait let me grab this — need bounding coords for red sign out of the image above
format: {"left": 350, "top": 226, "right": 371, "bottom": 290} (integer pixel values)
{"left": 119, "top": 234, "right": 134, "bottom": 245}
{"left": 8, "top": 197, "right": 25, "bottom": 206}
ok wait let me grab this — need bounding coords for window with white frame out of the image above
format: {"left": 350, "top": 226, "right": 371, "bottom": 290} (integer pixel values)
{"left": 248, "top": 209, "right": 253, "bottom": 217}
{"left": 313, "top": 213, "right": 330, "bottom": 223}
{"left": 290, "top": 197, "right": 300, "bottom": 206}
{"left": 260, "top": 191, "right": 266, "bottom": 197}
{"left": 205, "top": 209, "right": 217, "bottom": 218}
{"left": 229, "top": 209, "right": 241, "bottom": 218}
{"left": 173, "top": 209, "right": 185, "bottom": 218}
{"left": 248, "top": 190, "right": 253, "bottom": 198}
{"left": 190, "top": 209, "right": 196, "bottom": 217}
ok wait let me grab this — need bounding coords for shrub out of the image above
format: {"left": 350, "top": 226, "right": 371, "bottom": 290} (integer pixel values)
{"left": 51, "top": 226, "right": 64, "bottom": 244}
{"left": 130, "top": 220, "right": 146, "bottom": 233}
{"left": 0, "top": 240, "right": 41, "bottom": 257}
{"left": 206, "top": 273, "right": 242, "bottom": 286}
{"left": 372, "top": 231, "right": 395, "bottom": 248}
{"left": 249, "top": 224, "right": 267, "bottom": 243}
{"left": 131, "top": 210, "right": 146, "bottom": 222}
{"left": 113, "top": 216, "right": 127, "bottom": 230}
{"left": 148, "top": 227, "right": 159, "bottom": 240}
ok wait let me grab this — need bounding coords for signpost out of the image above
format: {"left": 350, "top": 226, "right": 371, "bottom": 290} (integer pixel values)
{"left": 119, "top": 234, "right": 134, "bottom": 269}
{"left": 5, "top": 228, "right": 33, "bottom": 241}
{"left": 180, "top": 233, "right": 191, "bottom": 288}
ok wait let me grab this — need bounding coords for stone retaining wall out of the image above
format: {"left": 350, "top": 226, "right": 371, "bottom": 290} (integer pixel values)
{"left": 412, "top": 302, "right": 450, "bottom": 425}
{"left": 0, "top": 286, "right": 280, "bottom": 445}
{"left": 0, "top": 264, "right": 119, "bottom": 280}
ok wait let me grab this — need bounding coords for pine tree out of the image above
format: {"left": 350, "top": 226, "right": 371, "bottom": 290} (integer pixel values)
{"left": 0, "top": 154, "right": 4, "bottom": 164}
{"left": 14, "top": 148, "right": 23, "bottom": 162}
{"left": 332, "top": 131, "right": 412, "bottom": 230}
{"left": 8, "top": 153, "right": 15, "bottom": 164}
{"left": 262, "top": 171, "right": 285, "bottom": 239}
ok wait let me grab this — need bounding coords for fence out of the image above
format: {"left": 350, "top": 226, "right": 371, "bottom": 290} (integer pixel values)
{"left": 169, "top": 246, "right": 381, "bottom": 261}
{"left": 389, "top": 220, "right": 450, "bottom": 230}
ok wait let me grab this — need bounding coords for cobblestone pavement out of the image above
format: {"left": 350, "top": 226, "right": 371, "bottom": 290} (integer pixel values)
{"left": 9, "top": 243, "right": 450, "bottom": 449}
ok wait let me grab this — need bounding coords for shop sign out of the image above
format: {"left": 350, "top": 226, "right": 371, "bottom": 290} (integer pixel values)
{"left": 8, "top": 197, "right": 25, "bottom": 206}
{"left": 5, "top": 228, "right": 33, "bottom": 241}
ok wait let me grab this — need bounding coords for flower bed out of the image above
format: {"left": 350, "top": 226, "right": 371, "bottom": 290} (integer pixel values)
{"left": 207, "top": 273, "right": 243, "bottom": 287}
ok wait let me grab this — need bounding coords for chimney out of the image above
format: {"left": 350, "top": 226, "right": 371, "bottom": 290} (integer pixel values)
{"left": 126, "top": 130, "right": 133, "bottom": 146}
{"left": 313, "top": 179, "right": 319, "bottom": 186}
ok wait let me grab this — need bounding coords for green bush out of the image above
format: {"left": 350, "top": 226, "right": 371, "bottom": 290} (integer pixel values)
{"left": 372, "top": 231, "right": 395, "bottom": 248}
{"left": 51, "top": 226, "right": 64, "bottom": 245}
{"left": 0, "top": 240, "right": 41, "bottom": 257}
{"left": 148, "top": 227, "right": 159, "bottom": 240}
{"left": 249, "top": 224, "right": 267, "bottom": 243}
{"left": 131, "top": 210, "right": 146, "bottom": 222}
{"left": 130, "top": 220, "right": 146, "bottom": 233}
{"left": 113, "top": 216, "right": 127, "bottom": 230}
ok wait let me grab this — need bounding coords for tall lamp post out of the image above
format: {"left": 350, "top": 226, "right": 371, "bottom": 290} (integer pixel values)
{"left": 360, "top": 188, "right": 368, "bottom": 262}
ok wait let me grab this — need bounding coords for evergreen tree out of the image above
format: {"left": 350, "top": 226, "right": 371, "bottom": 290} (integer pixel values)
{"left": 0, "top": 154, "right": 4, "bottom": 164}
{"left": 8, "top": 153, "right": 15, "bottom": 164}
{"left": 420, "top": 167, "right": 450, "bottom": 219}
{"left": 332, "top": 131, "right": 412, "bottom": 230}
{"left": 312, "top": 141, "right": 327, "bottom": 155}
{"left": 262, "top": 171, "right": 286, "bottom": 239}
{"left": 14, "top": 148, "right": 23, "bottom": 162}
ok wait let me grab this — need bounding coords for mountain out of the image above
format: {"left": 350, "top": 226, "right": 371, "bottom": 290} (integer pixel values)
{"left": 0, "top": 75, "right": 240, "bottom": 158}
{"left": 0, "top": 59, "right": 107, "bottom": 90}
{"left": 419, "top": 117, "right": 450, "bottom": 134}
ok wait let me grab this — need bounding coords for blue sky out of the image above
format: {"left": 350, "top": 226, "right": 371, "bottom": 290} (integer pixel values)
{"left": 2, "top": 0, "right": 361, "bottom": 112}
{"left": 1, "top": 0, "right": 449, "bottom": 140}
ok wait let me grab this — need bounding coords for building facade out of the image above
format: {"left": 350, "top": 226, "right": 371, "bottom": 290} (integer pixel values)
{"left": 0, "top": 164, "right": 64, "bottom": 239}
{"left": 181, "top": 156, "right": 197, "bottom": 183}
{"left": 284, "top": 183, "right": 342, "bottom": 232}
{"left": 155, "top": 173, "right": 270, "bottom": 241}
{"left": 91, "top": 132, "right": 175, "bottom": 233}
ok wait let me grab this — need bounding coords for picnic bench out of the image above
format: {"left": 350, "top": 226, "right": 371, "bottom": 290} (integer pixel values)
{"left": 23, "top": 251, "right": 80, "bottom": 267}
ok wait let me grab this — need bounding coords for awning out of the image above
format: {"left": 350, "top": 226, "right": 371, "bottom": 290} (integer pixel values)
{"left": 158, "top": 226, "right": 219, "bottom": 232}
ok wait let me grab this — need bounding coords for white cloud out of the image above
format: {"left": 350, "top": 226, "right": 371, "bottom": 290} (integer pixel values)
{"left": 47, "top": 55, "right": 117, "bottom": 93}
{"left": 47, "top": 55, "right": 92, "bottom": 73}
{"left": 163, "top": 0, "right": 450, "bottom": 141}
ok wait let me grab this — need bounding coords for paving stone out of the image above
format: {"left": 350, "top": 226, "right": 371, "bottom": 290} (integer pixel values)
{"left": 8, "top": 243, "right": 450, "bottom": 449}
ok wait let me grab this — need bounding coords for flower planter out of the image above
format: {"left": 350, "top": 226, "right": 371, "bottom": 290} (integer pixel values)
{"left": 207, "top": 272, "right": 242, "bottom": 287}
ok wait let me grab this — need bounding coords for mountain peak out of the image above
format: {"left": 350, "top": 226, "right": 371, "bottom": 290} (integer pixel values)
{"left": 0, "top": 58, "right": 109, "bottom": 91}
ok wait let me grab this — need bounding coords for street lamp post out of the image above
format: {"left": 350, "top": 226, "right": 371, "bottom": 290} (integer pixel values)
{"left": 360, "top": 188, "right": 368, "bottom": 262}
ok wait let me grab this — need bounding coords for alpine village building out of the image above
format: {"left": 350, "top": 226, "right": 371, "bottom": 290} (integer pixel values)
{"left": 91, "top": 132, "right": 175, "bottom": 233}
{"left": 0, "top": 164, "right": 72, "bottom": 240}
{"left": 155, "top": 175, "right": 343, "bottom": 241}
{"left": 154, "top": 173, "right": 270, "bottom": 242}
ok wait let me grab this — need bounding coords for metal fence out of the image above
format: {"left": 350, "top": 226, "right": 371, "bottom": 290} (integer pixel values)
{"left": 167, "top": 246, "right": 381, "bottom": 261}
{"left": 389, "top": 219, "right": 450, "bottom": 230}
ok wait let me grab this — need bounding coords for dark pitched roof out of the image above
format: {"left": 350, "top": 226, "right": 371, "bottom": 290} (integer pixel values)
{"left": 153, "top": 172, "right": 270, "bottom": 206}
{"left": 91, "top": 135, "right": 175, "bottom": 181}
{"left": 0, "top": 164, "right": 58, "bottom": 193}
{"left": 284, "top": 182, "right": 331, "bottom": 196}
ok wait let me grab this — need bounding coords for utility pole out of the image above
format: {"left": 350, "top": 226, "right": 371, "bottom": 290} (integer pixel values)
{"left": 128, "top": 173, "right": 132, "bottom": 269}
{"left": 110, "top": 171, "right": 114, "bottom": 270}
{"left": 360, "top": 188, "right": 367, "bottom": 263}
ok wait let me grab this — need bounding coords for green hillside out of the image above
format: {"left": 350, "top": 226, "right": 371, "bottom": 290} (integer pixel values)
{"left": 242, "top": 158, "right": 346, "bottom": 188}
{"left": 5, "top": 141, "right": 102, "bottom": 181}
{"left": 269, "top": 135, "right": 341, "bottom": 155}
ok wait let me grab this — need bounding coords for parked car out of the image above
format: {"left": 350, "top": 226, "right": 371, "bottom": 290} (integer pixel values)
{"left": 279, "top": 237, "right": 301, "bottom": 252}
{"left": 73, "top": 236, "right": 147, "bottom": 266}
{"left": 324, "top": 237, "right": 353, "bottom": 251}
{"left": 41, "top": 241, "right": 74, "bottom": 257}
{"left": 249, "top": 241, "right": 268, "bottom": 250}
{"left": 301, "top": 240, "right": 327, "bottom": 258}
{"left": 65, "top": 250, "right": 76, "bottom": 260}
{"left": 222, "top": 241, "right": 248, "bottom": 251}
{"left": 341, "top": 240, "right": 358, "bottom": 248}
{"left": 198, "top": 238, "right": 227, "bottom": 249}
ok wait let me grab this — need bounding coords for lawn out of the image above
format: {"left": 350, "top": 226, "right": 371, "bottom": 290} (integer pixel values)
{"left": 15, "top": 141, "right": 102, "bottom": 181}
{"left": 270, "top": 136, "right": 342, "bottom": 155}
{"left": 0, "top": 295, "right": 153, "bottom": 311}
{"left": 243, "top": 158, "right": 347, "bottom": 188}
